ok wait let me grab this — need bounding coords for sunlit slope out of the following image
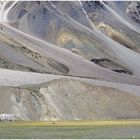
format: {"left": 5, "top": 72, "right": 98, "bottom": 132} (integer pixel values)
{"left": 0, "top": 77, "right": 140, "bottom": 120}
{"left": 0, "top": 1, "right": 140, "bottom": 121}
{"left": 1, "top": 22, "right": 140, "bottom": 85}
{"left": 82, "top": 1, "right": 140, "bottom": 53}
{"left": 1, "top": 1, "right": 140, "bottom": 78}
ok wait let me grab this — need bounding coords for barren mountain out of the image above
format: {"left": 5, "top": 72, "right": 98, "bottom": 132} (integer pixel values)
{"left": 0, "top": 1, "right": 140, "bottom": 120}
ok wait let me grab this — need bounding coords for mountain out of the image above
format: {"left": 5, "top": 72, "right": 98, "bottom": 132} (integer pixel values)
{"left": 0, "top": 1, "right": 140, "bottom": 120}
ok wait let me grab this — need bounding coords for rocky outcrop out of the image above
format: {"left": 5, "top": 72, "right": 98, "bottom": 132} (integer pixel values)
{"left": 127, "top": 2, "right": 140, "bottom": 25}
{"left": 90, "top": 58, "right": 132, "bottom": 75}
{"left": 0, "top": 114, "right": 18, "bottom": 121}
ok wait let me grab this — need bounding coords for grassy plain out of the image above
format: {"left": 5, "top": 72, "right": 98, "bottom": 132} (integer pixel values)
{"left": 0, "top": 120, "right": 140, "bottom": 139}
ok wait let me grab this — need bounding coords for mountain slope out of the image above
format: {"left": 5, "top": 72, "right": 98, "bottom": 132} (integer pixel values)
{"left": 0, "top": 1, "right": 140, "bottom": 120}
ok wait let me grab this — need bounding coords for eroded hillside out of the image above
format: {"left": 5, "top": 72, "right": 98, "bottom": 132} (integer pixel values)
{"left": 0, "top": 1, "right": 140, "bottom": 120}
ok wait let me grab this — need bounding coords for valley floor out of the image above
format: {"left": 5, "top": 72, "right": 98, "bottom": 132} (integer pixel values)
{"left": 0, "top": 120, "right": 140, "bottom": 139}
